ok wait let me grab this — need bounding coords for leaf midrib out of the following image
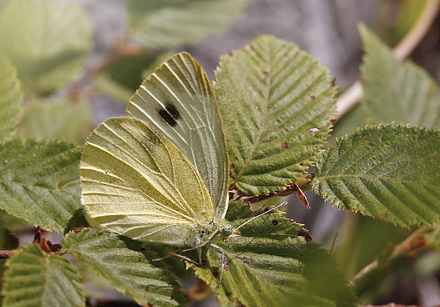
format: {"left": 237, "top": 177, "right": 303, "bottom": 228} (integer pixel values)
{"left": 233, "top": 47, "right": 272, "bottom": 188}
{"left": 0, "top": 178, "right": 75, "bottom": 194}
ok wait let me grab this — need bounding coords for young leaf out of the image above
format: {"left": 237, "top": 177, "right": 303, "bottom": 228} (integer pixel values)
{"left": 2, "top": 244, "right": 85, "bottom": 307}
{"left": 359, "top": 24, "right": 440, "bottom": 127}
{"left": 313, "top": 124, "right": 440, "bottom": 227}
{"left": 0, "top": 0, "right": 93, "bottom": 94}
{"left": 0, "top": 140, "right": 83, "bottom": 232}
{"left": 62, "top": 229, "right": 185, "bottom": 307}
{"left": 0, "top": 55, "right": 23, "bottom": 141}
{"left": 127, "top": 0, "right": 249, "bottom": 49}
{"left": 18, "top": 99, "right": 93, "bottom": 144}
{"left": 192, "top": 202, "right": 356, "bottom": 306}
{"left": 216, "top": 35, "right": 337, "bottom": 195}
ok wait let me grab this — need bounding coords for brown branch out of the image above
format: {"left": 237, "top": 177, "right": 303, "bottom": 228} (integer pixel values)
{"left": 336, "top": 0, "right": 440, "bottom": 120}
{"left": 68, "top": 42, "right": 145, "bottom": 100}
{"left": 0, "top": 250, "right": 13, "bottom": 259}
{"left": 230, "top": 175, "right": 312, "bottom": 205}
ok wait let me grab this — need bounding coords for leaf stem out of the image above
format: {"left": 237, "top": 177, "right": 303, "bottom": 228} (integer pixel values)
{"left": 336, "top": 0, "right": 440, "bottom": 120}
{"left": 350, "top": 225, "right": 432, "bottom": 286}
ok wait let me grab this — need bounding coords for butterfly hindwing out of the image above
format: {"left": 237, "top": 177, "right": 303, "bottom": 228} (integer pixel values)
{"left": 126, "top": 52, "right": 229, "bottom": 221}
{"left": 80, "top": 117, "right": 214, "bottom": 246}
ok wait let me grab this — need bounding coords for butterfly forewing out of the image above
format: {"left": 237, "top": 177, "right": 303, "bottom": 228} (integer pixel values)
{"left": 80, "top": 117, "right": 214, "bottom": 246}
{"left": 126, "top": 52, "right": 229, "bottom": 221}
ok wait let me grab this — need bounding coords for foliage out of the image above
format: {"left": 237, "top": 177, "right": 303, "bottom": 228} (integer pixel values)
{"left": 359, "top": 24, "right": 440, "bottom": 127}
{"left": 0, "top": 0, "right": 93, "bottom": 94}
{"left": 127, "top": 0, "right": 249, "bottom": 49}
{"left": 0, "top": 2, "right": 439, "bottom": 307}
{"left": 216, "top": 35, "right": 336, "bottom": 195}
{"left": 2, "top": 244, "right": 85, "bottom": 307}
{"left": 313, "top": 124, "right": 440, "bottom": 227}
{"left": 19, "top": 99, "right": 93, "bottom": 144}
{"left": 62, "top": 229, "right": 185, "bottom": 306}
{"left": 0, "top": 140, "right": 85, "bottom": 233}
{"left": 191, "top": 202, "right": 356, "bottom": 307}
{"left": 0, "top": 55, "right": 23, "bottom": 141}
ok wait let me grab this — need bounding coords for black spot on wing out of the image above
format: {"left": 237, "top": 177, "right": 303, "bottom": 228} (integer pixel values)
{"left": 158, "top": 109, "right": 177, "bottom": 127}
{"left": 158, "top": 103, "right": 181, "bottom": 127}
{"left": 166, "top": 103, "right": 181, "bottom": 121}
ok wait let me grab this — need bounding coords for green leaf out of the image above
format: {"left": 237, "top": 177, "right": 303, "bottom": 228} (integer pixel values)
{"left": 0, "top": 140, "right": 84, "bottom": 232}
{"left": 101, "top": 53, "right": 158, "bottom": 91}
{"left": 0, "top": 210, "right": 27, "bottom": 232}
{"left": 0, "top": 0, "right": 93, "bottom": 94}
{"left": 0, "top": 54, "right": 23, "bottom": 141}
{"left": 359, "top": 24, "right": 440, "bottom": 128}
{"left": 216, "top": 35, "right": 337, "bottom": 195}
{"left": 94, "top": 75, "right": 133, "bottom": 104}
{"left": 192, "top": 202, "right": 356, "bottom": 306}
{"left": 127, "top": 0, "right": 249, "bottom": 49}
{"left": 2, "top": 244, "right": 85, "bottom": 307}
{"left": 335, "top": 215, "right": 410, "bottom": 279}
{"left": 313, "top": 124, "right": 440, "bottom": 227}
{"left": 18, "top": 99, "right": 93, "bottom": 144}
{"left": 0, "top": 211, "right": 19, "bottom": 290}
{"left": 62, "top": 229, "right": 185, "bottom": 307}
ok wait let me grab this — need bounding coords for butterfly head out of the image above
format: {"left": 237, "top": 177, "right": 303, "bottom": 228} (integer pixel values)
{"left": 221, "top": 224, "right": 233, "bottom": 236}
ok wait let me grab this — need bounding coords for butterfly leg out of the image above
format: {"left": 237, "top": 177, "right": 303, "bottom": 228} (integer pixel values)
{"left": 152, "top": 249, "right": 197, "bottom": 264}
{"left": 210, "top": 243, "right": 227, "bottom": 283}
{"left": 166, "top": 250, "right": 199, "bottom": 265}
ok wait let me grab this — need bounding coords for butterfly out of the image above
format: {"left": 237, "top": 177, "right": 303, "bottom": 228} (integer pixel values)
{"left": 80, "top": 52, "right": 233, "bottom": 249}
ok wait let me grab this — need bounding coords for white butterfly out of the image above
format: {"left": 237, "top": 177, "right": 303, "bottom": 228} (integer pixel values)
{"left": 80, "top": 52, "right": 233, "bottom": 249}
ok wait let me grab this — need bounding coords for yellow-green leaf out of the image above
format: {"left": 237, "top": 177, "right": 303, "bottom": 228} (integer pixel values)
{"left": 0, "top": 55, "right": 23, "bottom": 141}
{"left": 313, "top": 124, "right": 440, "bottom": 227}
{"left": 216, "top": 35, "right": 337, "bottom": 195}
{"left": 62, "top": 229, "right": 185, "bottom": 307}
{"left": 192, "top": 202, "right": 356, "bottom": 306}
{"left": 2, "top": 244, "right": 85, "bottom": 307}
{"left": 19, "top": 99, "right": 93, "bottom": 144}
{"left": 359, "top": 24, "right": 440, "bottom": 127}
{"left": 0, "top": 0, "right": 93, "bottom": 94}
{"left": 0, "top": 140, "right": 84, "bottom": 232}
{"left": 127, "top": 0, "right": 249, "bottom": 49}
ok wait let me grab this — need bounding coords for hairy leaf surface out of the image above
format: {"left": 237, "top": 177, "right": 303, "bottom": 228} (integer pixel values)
{"left": 19, "top": 99, "right": 93, "bottom": 144}
{"left": 127, "top": 0, "right": 249, "bottom": 49}
{"left": 0, "top": 55, "right": 23, "bottom": 141}
{"left": 216, "top": 35, "right": 337, "bottom": 195}
{"left": 313, "top": 124, "right": 440, "bottom": 227}
{"left": 0, "top": 0, "right": 93, "bottom": 93}
{"left": 0, "top": 140, "right": 83, "bottom": 232}
{"left": 360, "top": 24, "right": 440, "bottom": 127}
{"left": 2, "top": 244, "right": 85, "bottom": 307}
{"left": 62, "top": 229, "right": 185, "bottom": 307}
{"left": 192, "top": 202, "right": 356, "bottom": 306}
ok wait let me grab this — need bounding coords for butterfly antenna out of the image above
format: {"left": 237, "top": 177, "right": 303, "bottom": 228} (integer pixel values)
{"left": 236, "top": 201, "right": 288, "bottom": 230}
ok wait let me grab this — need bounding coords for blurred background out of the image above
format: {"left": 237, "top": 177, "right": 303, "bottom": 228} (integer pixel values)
{"left": 1, "top": 0, "right": 440, "bottom": 306}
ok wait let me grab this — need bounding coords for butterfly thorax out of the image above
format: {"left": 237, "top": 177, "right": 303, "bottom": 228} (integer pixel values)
{"left": 189, "top": 220, "right": 234, "bottom": 248}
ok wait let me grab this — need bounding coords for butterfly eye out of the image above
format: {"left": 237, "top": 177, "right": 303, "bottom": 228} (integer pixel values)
{"left": 221, "top": 225, "right": 233, "bottom": 236}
